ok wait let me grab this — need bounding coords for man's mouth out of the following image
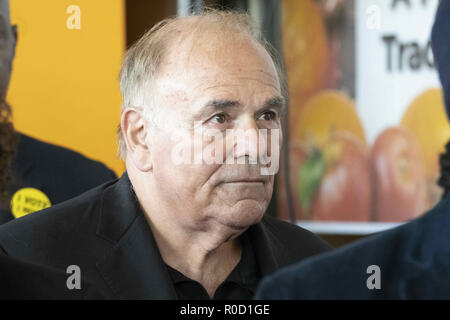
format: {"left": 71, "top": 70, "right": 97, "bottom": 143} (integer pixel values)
{"left": 223, "top": 178, "right": 266, "bottom": 184}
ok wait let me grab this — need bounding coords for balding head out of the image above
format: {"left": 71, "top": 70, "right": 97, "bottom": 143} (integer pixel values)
{"left": 118, "top": 10, "right": 286, "bottom": 158}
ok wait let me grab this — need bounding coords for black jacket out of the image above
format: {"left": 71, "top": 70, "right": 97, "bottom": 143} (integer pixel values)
{"left": 0, "top": 172, "right": 330, "bottom": 299}
{"left": 0, "top": 253, "right": 102, "bottom": 299}
{"left": 254, "top": 195, "right": 450, "bottom": 300}
{"left": 0, "top": 133, "right": 117, "bottom": 224}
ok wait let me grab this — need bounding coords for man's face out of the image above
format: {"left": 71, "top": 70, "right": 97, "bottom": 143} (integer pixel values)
{"left": 146, "top": 33, "right": 284, "bottom": 232}
{"left": 0, "top": 0, "right": 16, "bottom": 100}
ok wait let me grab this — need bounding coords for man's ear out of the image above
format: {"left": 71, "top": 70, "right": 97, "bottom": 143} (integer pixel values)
{"left": 121, "top": 107, "right": 153, "bottom": 172}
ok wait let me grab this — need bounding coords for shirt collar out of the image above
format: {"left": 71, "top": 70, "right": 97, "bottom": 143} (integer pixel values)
{"left": 166, "top": 231, "right": 260, "bottom": 291}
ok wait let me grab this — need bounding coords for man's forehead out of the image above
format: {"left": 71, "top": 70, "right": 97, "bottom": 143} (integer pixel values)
{"left": 154, "top": 77, "right": 284, "bottom": 123}
{"left": 155, "top": 68, "right": 281, "bottom": 106}
{"left": 158, "top": 39, "right": 279, "bottom": 95}
{"left": 161, "top": 26, "right": 277, "bottom": 78}
{"left": 150, "top": 22, "right": 282, "bottom": 115}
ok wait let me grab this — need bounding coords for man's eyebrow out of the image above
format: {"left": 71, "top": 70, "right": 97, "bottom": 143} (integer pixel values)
{"left": 193, "top": 99, "right": 240, "bottom": 119}
{"left": 193, "top": 96, "right": 286, "bottom": 120}
{"left": 259, "top": 96, "right": 287, "bottom": 116}
{"left": 208, "top": 99, "right": 240, "bottom": 109}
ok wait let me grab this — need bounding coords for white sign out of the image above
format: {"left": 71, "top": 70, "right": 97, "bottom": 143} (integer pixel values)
{"left": 356, "top": 0, "right": 440, "bottom": 143}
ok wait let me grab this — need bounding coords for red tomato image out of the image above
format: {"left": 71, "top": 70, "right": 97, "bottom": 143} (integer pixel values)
{"left": 287, "top": 131, "right": 371, "bottom": 221}
{"left": 311, "top": 131, "right": 371, "bottom": 221}
{"left": 370, "top": 127, "right": 427, "bottom": 222}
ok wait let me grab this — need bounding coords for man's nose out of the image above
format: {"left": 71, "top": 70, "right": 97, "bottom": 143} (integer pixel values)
{"left": 229, "top": 115, "right": 262, "bottom": 163}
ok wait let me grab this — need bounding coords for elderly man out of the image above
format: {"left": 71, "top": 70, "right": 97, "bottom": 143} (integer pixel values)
{"left": 255, "top": 1, "right": 450, "bottom": 300}
{"left": 0, "top": 0, "right": 116, "bottom": 225}
{"left": 0, "top": 11, "right": 329, "bottom": 299}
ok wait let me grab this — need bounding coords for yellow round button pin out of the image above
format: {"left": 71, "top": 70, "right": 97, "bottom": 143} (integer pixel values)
{"left": 10, "top": 188, "right": 51, "bottom": 219}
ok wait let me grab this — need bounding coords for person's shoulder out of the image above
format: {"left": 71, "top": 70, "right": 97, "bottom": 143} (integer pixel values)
{"left": 16, "top": 133, "right": 117, "bottom": 181}
{"left": 254, "top": 226, "right": 389, "bottom": 299}
{"left": 368, "top": 194, "right": 450, "bottom": 262}
{"left": 408, "top": 194, "right": 450, "bottom": 250}
{"left": 0, "top": 253, "right": 103, "bottom": 299}
{"left": 0, "top": 179, "right": 115, "bottom": 255}
{"left": 255, "top": 197, "right": 450, "bottom": 299}
{"left": 260, "top": 215, "right": 331, "bottom": 258}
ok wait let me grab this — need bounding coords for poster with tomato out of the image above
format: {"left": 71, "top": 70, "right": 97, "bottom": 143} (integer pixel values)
{"left": 278, "top": 0, "right": 450, "bottom": 229}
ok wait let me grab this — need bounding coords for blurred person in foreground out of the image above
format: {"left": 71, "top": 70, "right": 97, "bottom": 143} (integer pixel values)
{"left": 254, "top": 2, "right": 450, "bottom": 300}
{"left": 0, "top": 10, "right": 329, "bottom": 299}
{"left": 0, "top": 0, "right": 117, "bottom": 225}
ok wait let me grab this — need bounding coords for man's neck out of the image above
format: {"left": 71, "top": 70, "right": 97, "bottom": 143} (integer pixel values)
{"left": 129, "top": 168, "right": 245, "bottom": 297}
{"left": 146, "top": 211, "right": 244, "bottom": 298}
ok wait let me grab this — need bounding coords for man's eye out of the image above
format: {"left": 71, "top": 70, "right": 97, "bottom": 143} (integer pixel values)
{"left": 259, "top": 111, "right": 277, "bottom": 121}
{"left": 210, "top": 113, "right": 228, "bottom": 124}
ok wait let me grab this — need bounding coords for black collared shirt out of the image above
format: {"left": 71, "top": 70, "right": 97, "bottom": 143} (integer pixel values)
{"left": 166, "top": 233, "right": 260, "bottom": 300}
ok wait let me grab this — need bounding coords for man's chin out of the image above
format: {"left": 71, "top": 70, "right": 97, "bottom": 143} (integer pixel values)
{"left": 221, "top": 206, "right": 266, "bottom": 231}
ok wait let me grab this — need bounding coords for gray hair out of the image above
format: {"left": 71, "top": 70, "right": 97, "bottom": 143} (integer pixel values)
{"left": 117, "top": 9, "right": 287, "bottom": 159}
